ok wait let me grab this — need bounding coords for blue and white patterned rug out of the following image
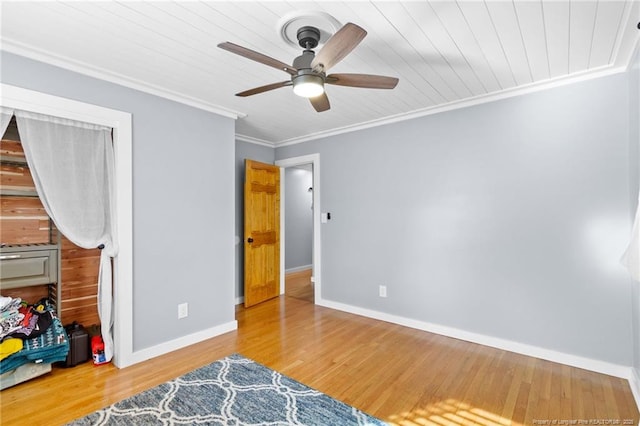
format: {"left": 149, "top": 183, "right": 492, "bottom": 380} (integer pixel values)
{"left": 67, "top": 353, "right": 387, "bottom": 425}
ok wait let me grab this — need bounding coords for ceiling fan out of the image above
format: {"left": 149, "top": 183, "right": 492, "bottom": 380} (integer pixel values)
{"left": 218, "top": 23, "right": 399, "bottom": 112}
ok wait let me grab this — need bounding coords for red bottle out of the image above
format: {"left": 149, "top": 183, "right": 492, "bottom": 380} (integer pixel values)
{"left": 91, "top": 335, "right": 108, "bottom": 365}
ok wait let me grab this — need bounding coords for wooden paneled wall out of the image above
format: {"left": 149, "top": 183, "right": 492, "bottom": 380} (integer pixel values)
{"left": 1, "top": 133, "right": 101, "bottom": 327}
{"left": 1, "top": 142, "right": 36, "bottom": 192}
{"left": 0, "top": 196, "right": 50, "bottom": 244}
{"left": 59, "top": 238, "right": 101, "bottom": 326}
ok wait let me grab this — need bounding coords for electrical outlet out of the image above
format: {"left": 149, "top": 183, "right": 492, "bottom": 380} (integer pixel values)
{"left": 379, "top": 285, "right": 387, "bottom": 298}
{"left": 178, "top": 302, "right": 188, "bottom": 319}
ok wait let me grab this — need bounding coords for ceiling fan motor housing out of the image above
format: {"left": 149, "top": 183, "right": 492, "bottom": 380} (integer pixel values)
{"left": 296, "top": 26, "right": 321, "bottom": 49}
{"left": 293, "top": 50, "right": 316, "bottom": 70}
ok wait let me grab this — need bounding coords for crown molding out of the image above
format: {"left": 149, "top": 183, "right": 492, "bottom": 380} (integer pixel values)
{"left": 4, "top": 36, "right": 636, "bottom": 149}
{"left": 617, "top": 2, "right": 640, "bottom": 72}
{"left": 1, "top": 38, "right": 246, "bottom": 120}
{"left": 235, "top": 133, "right": 275, "bottom": 147}
{"left": 625, "top": 36, "right": 640, "bottom": 73}
{"left": 273, "top": 63, "right": 628, "bottom": 147}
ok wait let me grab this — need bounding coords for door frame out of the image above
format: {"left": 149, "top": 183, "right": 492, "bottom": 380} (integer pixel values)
{"left": 275, "top": 154, "right": 321, "bottom": 303}
{"left": 1, "top": 83, "right": 134, "bottom": 368}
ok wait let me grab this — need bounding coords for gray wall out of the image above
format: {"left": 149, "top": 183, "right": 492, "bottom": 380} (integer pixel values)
{"left": 276, "top": 72, "right": 634, "bottom": 366}
{"left": 284, "top": 167, "right": 313, "bottom": 271}
{"left": 629, "top": 46, "right": 640, "bottom": 378}
{"left": 235, "top": 140, "right": 274, "bottom": 300}
{"left": 1, "top": 52, "right": 236, "bottom": 352}
{"left": 5, "top": 48, "right": 635, "bottom": 369}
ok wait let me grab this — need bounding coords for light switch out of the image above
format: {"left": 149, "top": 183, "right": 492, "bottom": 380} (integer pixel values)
{"left": 321, "top": 212, "right": 328, "bottom": 223}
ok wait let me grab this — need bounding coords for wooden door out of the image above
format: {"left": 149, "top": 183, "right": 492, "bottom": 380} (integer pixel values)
{"left": 244, "top": 159, "right": 280, "bottom": 307}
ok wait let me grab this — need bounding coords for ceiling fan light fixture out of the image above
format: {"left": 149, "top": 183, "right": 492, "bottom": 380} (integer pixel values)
{"left": 293, "top": 74, "right": 324, "bottom": 98}
{"left": 219, "top": 22, "right": 398, "bottom": 112}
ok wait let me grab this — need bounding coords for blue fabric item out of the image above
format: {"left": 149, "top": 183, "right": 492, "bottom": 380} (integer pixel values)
{"left": 67, "top": 353, "right": 387, "bottom": 425}
{"left": 0, "top": 311, "right": 69, "bottom": 374}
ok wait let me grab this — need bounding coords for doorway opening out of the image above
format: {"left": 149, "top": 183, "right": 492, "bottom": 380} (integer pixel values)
{"left": 283, "top": 164, "right": 314, "bottom": 303}
{"left": 275, "top": 154, "right": 321, "bottom": 304}
{"left": 2, "top": 84, "right": 133, "bottom": 367}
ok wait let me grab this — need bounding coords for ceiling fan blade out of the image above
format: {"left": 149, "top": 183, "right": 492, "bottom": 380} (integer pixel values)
{"left": 309, "top": 92, "right": 330, "bottom": 112}
{"left": 236, "top": 81, "right": 292, "bottom": 97}
{"left": 326, "top": 73, "right": 399, "bottom": 89}
{"left": 310, "top": 23, "right": 367, "bottom": 73}
{"left": 218, "top": 42, "right": 297, "bottom": 75}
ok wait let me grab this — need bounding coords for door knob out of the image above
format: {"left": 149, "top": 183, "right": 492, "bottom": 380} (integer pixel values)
{"left": 247, "top": 237, "right": 254, "bottom": 243}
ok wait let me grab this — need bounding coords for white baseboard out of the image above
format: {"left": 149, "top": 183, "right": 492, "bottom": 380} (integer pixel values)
{"left": 316, "top": 298, "right": 633, "bottom": 381}
{"left": 126, "top": 320, "right": 238, "bottom": 367}
{"left": 630, "top": 367, "right": 640, "bottom": 411}
{"left": 285, "top": 264, "right": 312, "bottom": 274}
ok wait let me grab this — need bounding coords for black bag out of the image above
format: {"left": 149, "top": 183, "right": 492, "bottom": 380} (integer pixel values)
{"left": 63, "top": 322, "right": 90, "bottom": 367}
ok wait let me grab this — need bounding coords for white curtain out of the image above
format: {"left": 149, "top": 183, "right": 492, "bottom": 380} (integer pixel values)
{"left": 0, "top": 107, "right": 13, "bottom": 135}
{"left": 622, "top": 190, "right": 640, "bottom": 282}
{"left": 13, "top": 110, "right": 118, "bottom": 362}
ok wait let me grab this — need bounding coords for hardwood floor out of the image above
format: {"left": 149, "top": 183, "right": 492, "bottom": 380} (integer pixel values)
{"left": 1, "top": 293, "right": 638, "bottom": 425}
{"left": 285, "top": 268, "right": 314, "bottom": 303}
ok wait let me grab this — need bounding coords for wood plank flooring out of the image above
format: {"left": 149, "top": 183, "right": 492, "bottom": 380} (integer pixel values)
{"left": 285, "top": 268, "right": 314, "bottom": 303}
{"left": 1, "top": 287, "right": 638, "bottom": 425}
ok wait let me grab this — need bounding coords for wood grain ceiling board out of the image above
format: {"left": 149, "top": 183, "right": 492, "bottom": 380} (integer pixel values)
{"left": 569, "top": 1, "right": 601, "bottom": 73}
{"left": 513, "top": 0, "right": 550, "bottom": 81}
{"left": 0, "top": 1, "right": 638, "bottom": 145}
{"left": 430, "top": 1, "right": 504, "bottom": 93}
{"left": 485, "top": 1, "right": 535, "bottom": 86}
{"left": 373, "top": 1, "right": 469, "bottom": 102}
{"left": 456, "top": 1, "right": 518, "bottom": 90}
{"left": 542, "top": 1, "right": 571, "bottom": 78}
{"left": 589, "top": 1, "right": 629, "bottom": 66}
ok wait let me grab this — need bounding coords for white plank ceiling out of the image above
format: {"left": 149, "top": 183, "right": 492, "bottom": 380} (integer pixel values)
{"left": 1, "top": 1, "right": 639, "bottom": 146}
